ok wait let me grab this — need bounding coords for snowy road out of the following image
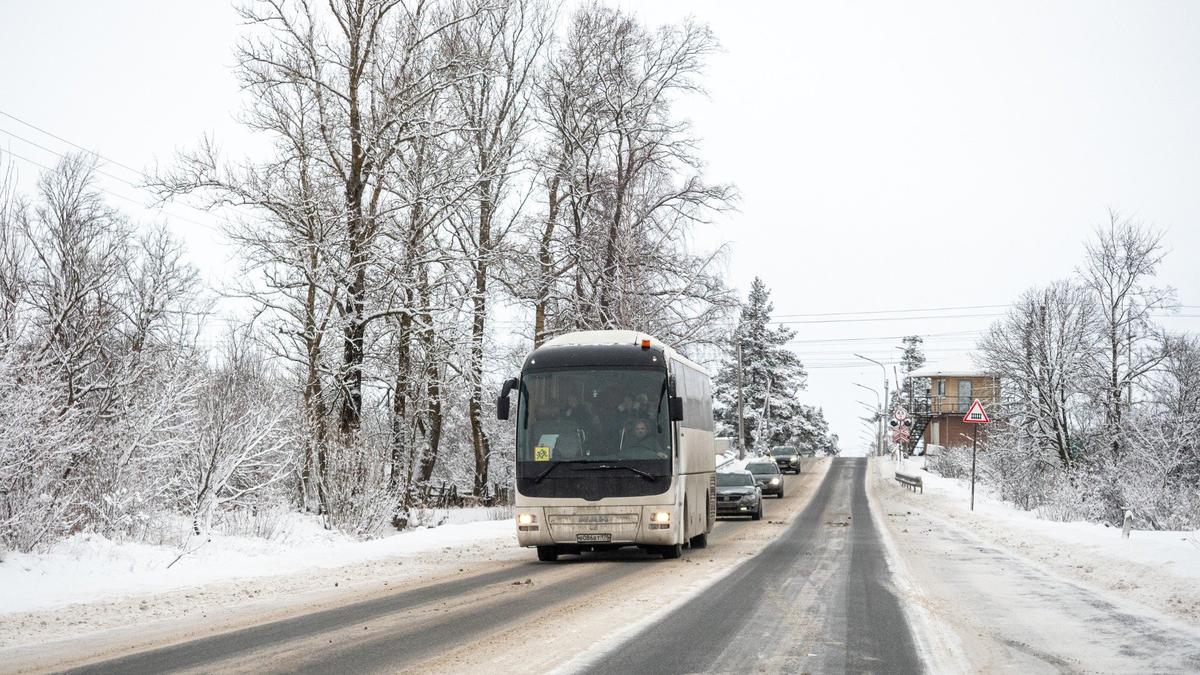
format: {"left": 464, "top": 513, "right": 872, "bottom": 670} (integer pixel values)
{"left": 44, "top": 458, "right": 927, "bottom": 674}
{"left": 12, "top": 456, "right": 1199, "bottom": 674}
{"left": 580, "top": 457, "right": 921, "bottom": 674}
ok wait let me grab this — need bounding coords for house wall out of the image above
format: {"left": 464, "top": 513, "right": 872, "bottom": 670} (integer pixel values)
{"left": 926, "top": 416, "right": 985, "bottom": 448}
{"left": 918, "top": 375, "right": 998, "bottom": 449}
{"left": 920, "top": 375, "right": 999, "bottom": 413}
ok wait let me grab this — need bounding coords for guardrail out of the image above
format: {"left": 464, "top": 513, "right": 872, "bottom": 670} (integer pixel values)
{"left": 894, "top": 471, "right": 923, "bottom": 493}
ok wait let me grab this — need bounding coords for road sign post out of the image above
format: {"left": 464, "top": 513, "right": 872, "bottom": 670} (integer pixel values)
{"left": 962, "top": 399, "right": 990, "bottom": 512}
{"left": 888, "top": 407, "right": 912, "bottom": 462}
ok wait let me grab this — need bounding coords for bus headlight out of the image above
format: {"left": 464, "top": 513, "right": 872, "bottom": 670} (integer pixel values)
{"left": 770, "top": 477, "right": 780, "bottom": 485}
{"left": 651, "top": 511, "right": 671, "bottom": 524}
{"left": 517, "top": 513, "right": 538, "bottom": 531}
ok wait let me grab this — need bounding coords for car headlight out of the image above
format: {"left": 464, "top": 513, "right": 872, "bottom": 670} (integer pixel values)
{"left": 770, "top": 477, "right": 780, "bottom": 485}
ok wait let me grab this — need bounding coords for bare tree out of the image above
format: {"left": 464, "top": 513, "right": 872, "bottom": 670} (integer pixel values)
{"left": 443, "top": 0, "right": 550, "bottom": 496}
{"left": 1079, "top": 213, "right": 1175, "bottom": 455}
{"left": 0, "top": 155, "right": 30, "bottom": 343}
{"left": 981, "top": 281, "right": 1099, "bottom": 469}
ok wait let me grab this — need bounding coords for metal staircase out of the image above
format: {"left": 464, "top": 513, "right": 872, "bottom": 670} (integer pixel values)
{"left": 907, "top": 415, "right": 929, "bottom": 454}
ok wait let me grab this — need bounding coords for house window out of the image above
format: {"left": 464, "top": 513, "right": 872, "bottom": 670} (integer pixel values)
{"left": 936, "top": 379, "right": 945, "bottom": 396}
{"left": 958, "top": 379, "right": 972, "bottom": 409}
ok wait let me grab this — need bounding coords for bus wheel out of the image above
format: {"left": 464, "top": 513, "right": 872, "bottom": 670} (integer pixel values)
{"left": 536, "top": 546, "right": 559, "bottom": 562}
{"left": 660, "top": 543, "right": 683, "bottom": 559}
{"left": 689, "top": 532, "right": 708, "bottom": 549}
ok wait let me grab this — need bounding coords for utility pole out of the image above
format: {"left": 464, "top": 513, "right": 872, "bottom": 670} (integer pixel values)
{"left": 761, "top": 374, "right": 773, "bottom": 451}
{"left": 736, "top": 343, "right": 745, "bottom": 459}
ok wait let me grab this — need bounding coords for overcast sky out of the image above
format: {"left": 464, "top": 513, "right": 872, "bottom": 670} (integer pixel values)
{"left": 2, "top": 1, "right": 1198, "bottom": 454}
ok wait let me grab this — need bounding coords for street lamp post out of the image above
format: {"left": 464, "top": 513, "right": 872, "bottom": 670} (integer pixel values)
{"left": 855, "top": 353, "right": 890, "bottom": 456}
{"left": 853, "top": 382, "right": 883, "bottom": 457}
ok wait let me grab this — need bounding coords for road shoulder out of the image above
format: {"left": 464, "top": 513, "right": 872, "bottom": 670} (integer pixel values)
{"left": 869, "top": 457, "right": 1200, "bottom": 673}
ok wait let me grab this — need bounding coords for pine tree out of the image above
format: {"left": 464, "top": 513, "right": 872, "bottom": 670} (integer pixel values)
{"left": 790, "top": 404, "right": 832, "bottom": 455}
{"left": 714, "top": 277, "right": 816, "bottom": 449}
{"left": 895, "top": 335, "right": 927, "bottom": 411}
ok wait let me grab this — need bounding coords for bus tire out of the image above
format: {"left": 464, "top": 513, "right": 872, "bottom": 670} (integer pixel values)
{"left": 536, "top": 546, "right": 559, "bottom": 562}
{"left": 660, "top": 543, "right": 683, "bottom": 559}
{"left": 689, "top": 532, "right": 708, "bottom": 549}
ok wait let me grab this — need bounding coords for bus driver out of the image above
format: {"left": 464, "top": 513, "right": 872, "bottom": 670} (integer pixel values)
{"left": 622, "top": 418, "right": 667, "bottom": 459}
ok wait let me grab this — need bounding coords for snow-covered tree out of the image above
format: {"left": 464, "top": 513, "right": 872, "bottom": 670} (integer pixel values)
{"left": 895, "top": 335, "right": 926, "bottom": 411}
{"left": 714, "top": 278, "right": 817, "bottom": 449}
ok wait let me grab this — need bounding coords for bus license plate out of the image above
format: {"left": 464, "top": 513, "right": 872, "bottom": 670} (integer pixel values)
{"left": 576, "top": 533, "right": 611, "bottom": 543}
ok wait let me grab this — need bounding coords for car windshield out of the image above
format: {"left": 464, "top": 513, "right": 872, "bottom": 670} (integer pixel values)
{"left": 746, "top": 463, "right": 778, "bottom": 474}
{"left": 516, "top": 367, "right": 670, "bottom": 464}
{"left": 771, "top": 447, "right": 795, "bottom": 456}
{"left": 717, "top": 472, "right": 754, "bottom": 487}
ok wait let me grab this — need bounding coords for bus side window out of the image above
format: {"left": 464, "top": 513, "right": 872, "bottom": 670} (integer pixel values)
{"left": 672, "top": 366, "right": 687, "bottom": 416}
{"left": 688, "top": 367, "right": 705, "bottom": 424}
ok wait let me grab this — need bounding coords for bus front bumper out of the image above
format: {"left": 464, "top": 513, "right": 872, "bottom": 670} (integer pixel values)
{"left": 514, "top": 505, "right": 677, "bottom": 547}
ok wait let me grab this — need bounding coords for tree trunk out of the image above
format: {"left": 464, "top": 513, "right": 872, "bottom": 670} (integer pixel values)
{"left": 469, "top": 180, "right": 493, "bottom": 497}
{"left": 533, "top": 173, "right": 562, "bottom": 347}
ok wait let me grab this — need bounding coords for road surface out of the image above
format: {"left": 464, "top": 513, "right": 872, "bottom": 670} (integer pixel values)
{"left": 53, "top": 458, "right": 920, "bottom": 674}
{"left": 581, "top": 457, "right": 920, "bottom": 674}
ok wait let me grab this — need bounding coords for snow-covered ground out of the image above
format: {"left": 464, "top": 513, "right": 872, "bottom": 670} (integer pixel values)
{"left": 0, "top": 507, "right": 516, "bottom": 616}
{"left": 874, "top": 457, "right": 1200, "bottom": 672}
{"left": 889, "top": 456, "right": 1200, "bottom": 585}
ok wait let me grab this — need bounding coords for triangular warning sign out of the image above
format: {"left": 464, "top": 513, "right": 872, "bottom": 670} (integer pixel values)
{"left": 962, "top": 398, "right": 989, "bottom": 424}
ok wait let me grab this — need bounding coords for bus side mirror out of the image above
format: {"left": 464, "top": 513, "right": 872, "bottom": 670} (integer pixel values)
{"left": 497, "top": 377, "right": 518, "bottom": 420}
{"left": 668, "top": 395, "right": 684, "bottom": 422}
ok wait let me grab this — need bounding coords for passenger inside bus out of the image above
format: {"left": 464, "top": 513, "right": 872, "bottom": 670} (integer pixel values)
{"left": 518, "top": 369, "right": 669, "bottom": 463}
{"left": 621, "top": 418, "right": 668, "bottom": 459}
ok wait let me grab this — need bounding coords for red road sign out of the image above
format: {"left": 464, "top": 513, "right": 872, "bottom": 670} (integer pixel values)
{"left": 962, "top": 399, "right": 990, "bottom": 424}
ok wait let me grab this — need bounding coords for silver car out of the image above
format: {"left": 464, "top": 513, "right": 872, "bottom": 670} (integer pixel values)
{"left": 715, "top": 470, "right": 763, "bottom": 520}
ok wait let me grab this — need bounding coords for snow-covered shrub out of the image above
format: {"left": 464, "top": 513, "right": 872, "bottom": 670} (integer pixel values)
{"left": 0, "top": 349, "right": 88, "bottom": 552}
{"left": 168, "top": 339, "right": 297, "bottom": 534}
{"left": 486, "top": 504, "right": 514, "bottom": 521}
{"left": 215, "top": 505, "right": 293, "bottom": 542}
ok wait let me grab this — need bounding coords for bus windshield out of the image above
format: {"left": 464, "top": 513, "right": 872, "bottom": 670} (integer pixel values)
{"left": 517, "top": 367, "right": 670, "bottom": 465}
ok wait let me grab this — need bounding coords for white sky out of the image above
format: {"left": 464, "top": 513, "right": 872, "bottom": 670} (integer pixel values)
{"left": 2, "top": 1, "right": 1199, "bottom": 455}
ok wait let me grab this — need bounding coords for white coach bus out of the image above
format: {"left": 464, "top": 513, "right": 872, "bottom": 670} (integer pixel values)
{"left": 496, "top": 330, "right": 716, "bottom": 561}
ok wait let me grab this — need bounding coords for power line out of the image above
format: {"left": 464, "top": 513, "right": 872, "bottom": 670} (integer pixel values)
{"left": 0, "top": 145, "right": 219, "bottom": 233}
{"left": 0, "top": 111, "right": 223, "bottom": 233}
{"left": 786, "top": 330, "right": 984, "bottom": 345}
{"left": 771, "top": 304, "right": 1009, "bottom": 318}
{"left": 770, "top": 312, "right": 1003, "bottom": 325}
{"left": 0, "top": 108, "right": 145, "bottom": 178}
{"left": 0, "top": 126, "right": 154, "bottom": 193}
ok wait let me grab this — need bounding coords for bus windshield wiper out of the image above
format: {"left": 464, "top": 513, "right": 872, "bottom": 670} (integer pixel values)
{"left": 574, "top": 464, "right": 657, "bottom": 481}
{"left": 532, "top": 460, "right": 593, "bottom": 483}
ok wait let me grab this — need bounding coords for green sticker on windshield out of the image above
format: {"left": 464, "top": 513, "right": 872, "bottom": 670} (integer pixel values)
{"left": 534, "top": 446, "right": 552, "bottom": 462}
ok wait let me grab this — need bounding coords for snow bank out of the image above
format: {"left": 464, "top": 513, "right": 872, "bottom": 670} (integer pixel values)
{"left": 0, "top": 508, "right": 517, "bottom": 615}
{"left": 893, "top": 458, "right": 1200, "bottom": 580}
